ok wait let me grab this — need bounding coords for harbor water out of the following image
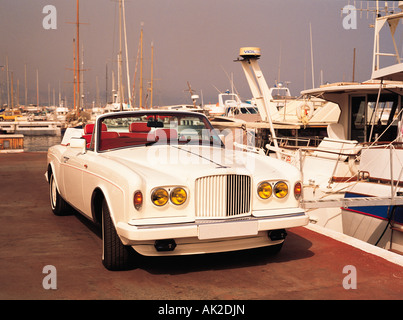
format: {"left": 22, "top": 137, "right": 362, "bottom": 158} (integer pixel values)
{"left": 23, "top": 135, "right": 62, "bottom": 152}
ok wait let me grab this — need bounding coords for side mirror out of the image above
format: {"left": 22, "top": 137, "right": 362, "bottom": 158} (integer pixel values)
{"left": 69, "top": 138, "right": 86, "bottom": 153}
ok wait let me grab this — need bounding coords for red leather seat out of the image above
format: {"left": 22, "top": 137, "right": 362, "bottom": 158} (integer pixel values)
{"left": 84, "top": 123, "right": 107, "bottom": 134}
{"left": 119, "top": 122, "right": 155, "bottom": 141}
{"left": 99, "top": 132, "right": 121, "bottom": 150}
{"left": 82, "top": 123, "right": 108, "bottom": 144}
{"left": 130, "top": 122, "right": 150, "bottom": 133}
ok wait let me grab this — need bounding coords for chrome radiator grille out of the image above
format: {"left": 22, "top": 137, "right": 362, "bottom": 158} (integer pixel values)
{"left": 195, "top": 174, "right": 251, "bottom": 218}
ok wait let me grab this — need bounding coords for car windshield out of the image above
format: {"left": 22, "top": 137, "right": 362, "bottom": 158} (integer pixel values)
{"left": 96, "top": 112, "right": 223, "bottom": 151}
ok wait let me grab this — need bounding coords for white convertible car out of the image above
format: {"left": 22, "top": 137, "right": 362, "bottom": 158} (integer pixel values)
{"left": 46, "top": 110, "right": 308, "bottom": 270}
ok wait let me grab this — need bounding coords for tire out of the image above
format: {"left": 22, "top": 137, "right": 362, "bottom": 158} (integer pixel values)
{"left": 49, "top": 172, "right": 72, "bottom": 216}
{"left": 101, "top": 199, "right": 136, "bottom": 271}
{"left": 265, "top": 242, "right": 284, "bottom": 255}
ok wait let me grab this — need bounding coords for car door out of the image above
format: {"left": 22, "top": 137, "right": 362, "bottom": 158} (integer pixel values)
{"left": 61, "top": 147, "right": 87, "bottom": 213}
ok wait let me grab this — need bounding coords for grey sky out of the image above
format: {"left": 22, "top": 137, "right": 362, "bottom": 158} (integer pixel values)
{"left": 0, "top": 0, "right": 394, "bottom": 107}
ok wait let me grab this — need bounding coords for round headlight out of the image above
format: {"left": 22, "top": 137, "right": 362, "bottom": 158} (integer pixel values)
{"left": 151, "top": 188, "right": 168, "bottom": 206}
{"left": 274, "top": 181, "right": 288, "bottom": 198}
{"left": 257, "top": 181, "right": 272, "bottom": 199}
{"left": 170, "top": 187, "right": 187, "bottom": 205}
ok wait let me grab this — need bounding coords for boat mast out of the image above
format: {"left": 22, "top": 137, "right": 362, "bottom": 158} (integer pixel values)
{"left": 10, "top": 72, "right": 13, "bottom": 110}
{"left": 59, "top": 80, "right": 61, "bottom": 107}
{"left": 111, "top": 70, "right": 116, "bottom": 103}
{"left": 76, "top": 0, "right": 80, "bottom": 115}
{"left": 6, "top": 56, "right": 10, "bottom": 108}
{"left": 352, "top": 47, "right": 356, "bottom": 82}
{"left": 150, "top": 41, "right": 154, "bottom": 108}
{"left": 118, "top": 0, "right": 124, "bottom": 111}
{"left": 237, "top": 47, "right": 279, "bottom": 156}
{"left": 105, "top": 64, "right": 108, "bottom": 104}
{"left": 73, "top": 38, "right": 76, "bottom": 111}
{"left": 131, "top": 25, "right": 142, "bottom": 108}
{"left": 36, "top": 68, "right": 39, "bottom": 107}
{"left": 96, "top": 76, "right": 100, "bottom": 108}
{"left": 122, "top": 0, "right": 131, "bottom": 107}
{"left": 309, "top": 22, "right": 315, "bottom": 88}
{"left": 17, "top": 79, "right": 19, "bottom": 107}
{"left": 81, "top": 45, "right": 84, "bottom": 109}
{"left": 139, "top": 24, "right": 144, "bottom": 108}
{"left": 24, "top": 63, "right": 27, "bottom": 107}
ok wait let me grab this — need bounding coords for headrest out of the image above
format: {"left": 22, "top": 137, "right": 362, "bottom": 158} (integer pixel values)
{"left": 129, "top": 122, "right": 151, "bottom": 133}
{"left": 84, "top": 123, "right": 107, "bottom": 134}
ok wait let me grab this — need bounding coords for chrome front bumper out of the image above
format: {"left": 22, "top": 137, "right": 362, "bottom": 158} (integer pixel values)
{"left": 117, "top": 209, "right": 308, "bottom": 243}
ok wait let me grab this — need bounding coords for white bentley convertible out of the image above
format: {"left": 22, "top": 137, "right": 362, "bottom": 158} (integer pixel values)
{"left": 46, "top": 111, "right": 308, "bottom": 270}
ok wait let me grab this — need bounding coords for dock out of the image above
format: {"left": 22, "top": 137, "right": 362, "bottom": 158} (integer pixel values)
{"left": 1, "top": 152, "right": 402, "bottom": 301}
{"left": 0, "top": 121, "right": 62, "bottom": 136}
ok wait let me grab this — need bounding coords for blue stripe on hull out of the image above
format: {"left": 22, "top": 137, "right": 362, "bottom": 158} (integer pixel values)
{"left": 344, "top": 192, "right": 403, "bottom": 224}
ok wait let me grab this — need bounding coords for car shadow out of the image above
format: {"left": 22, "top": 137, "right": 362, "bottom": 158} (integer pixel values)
{"left": 73, "top": 211, "right": 102, "bottom": 239}
{"left": 72, "top": 211, "right": 314, "bottom": 274}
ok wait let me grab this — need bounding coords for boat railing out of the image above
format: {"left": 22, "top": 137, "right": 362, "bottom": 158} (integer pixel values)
{"left": 274, "top": 136, "right": 311, "bottom": 148}
{"left": 303, "top": 143, "right": 403, "bottom": 209}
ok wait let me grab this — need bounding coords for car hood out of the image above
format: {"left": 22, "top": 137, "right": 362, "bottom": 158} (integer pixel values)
{"left": 102, "top": 144, "right": 294, "bottom": 186}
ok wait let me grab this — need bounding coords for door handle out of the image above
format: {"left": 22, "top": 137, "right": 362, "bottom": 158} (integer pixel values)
{"left": 63, "top": 156, "right": 70, "bottom": 163}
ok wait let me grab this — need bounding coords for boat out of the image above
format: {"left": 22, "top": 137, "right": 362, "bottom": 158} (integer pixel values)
{"left": 206, "top": 90, "right": 260, "bottom": 121}
{"left": 267, "top": 5, "right": 403, "bottom": 255}
{"left": 103, "top": 0, "right": 134, "bottom": 113}
{"left": 209, "top": 47, "right": 341, "bottom": 157}
{"left": 48, "top": 106, "right": 69, "bottom": 122}
{"left": 296, "top": 80, "right": 403, "bottom": 251}
{"left": 104, "top": 101, "right": 131, "bottom": 113}
{"left": 238, "top": 47, "right": 340, "bottom": 134}
{"left": 161, "top": 104, "right": 205, "bottom": 113}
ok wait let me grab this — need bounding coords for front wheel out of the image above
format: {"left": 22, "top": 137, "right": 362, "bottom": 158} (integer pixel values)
{"left": 102, "top": 199, "right": 136, "bottom": 270}
{"left": 49, "top": 172, "right": 72, "bottom": 216}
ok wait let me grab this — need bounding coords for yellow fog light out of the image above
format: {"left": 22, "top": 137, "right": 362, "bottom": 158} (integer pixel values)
{"left": 274, "top": 181, "right": 288, "bottom": 198}
{"left": 151, "top": 188, "right": 168, "bottom": 206}
{"left": 170, "top": 187, "right": 187, "bottom": 205}
{"left": 257, "top": 181, "right": 272, "bottom": 199}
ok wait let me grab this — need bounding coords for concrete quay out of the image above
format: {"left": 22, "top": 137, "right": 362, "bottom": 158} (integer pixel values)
{"left": 0, "top": 152, "right": 402, "bottom": 300}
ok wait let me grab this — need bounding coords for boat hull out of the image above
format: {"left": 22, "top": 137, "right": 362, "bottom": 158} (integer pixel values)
{"left": 342, "top": 187, "right": 403, "bottom": 254}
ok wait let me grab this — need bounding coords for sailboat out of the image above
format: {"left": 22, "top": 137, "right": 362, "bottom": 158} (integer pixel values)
{"left": 105, "top": 0, "right": 133, "bottom": 113}
{"left": 65, "top": 0, "right": 91, "bottom": 128}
